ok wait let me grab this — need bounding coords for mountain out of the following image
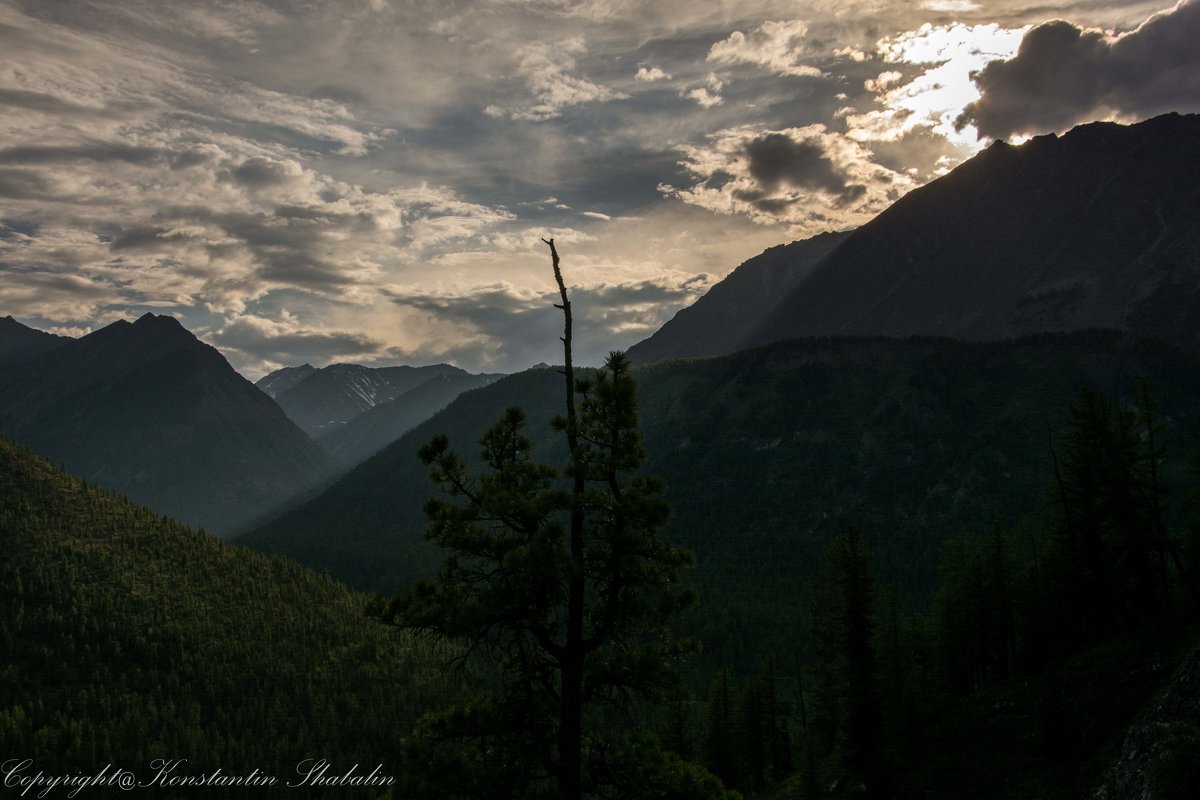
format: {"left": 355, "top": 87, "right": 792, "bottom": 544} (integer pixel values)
{"left": 0, "top": 313, "right": 336, "bottom": 535}
{"left": 271, "top": 362, "right": 472, "bottom": 436}
{"left": 0, "top": 435, "right": 445, "bottom": 776}
{"left": 744, "top": 113, "right": 1200, "bottom": 350}
{"left": 0, "top": 314, "right": 69, "bottom": 366}
{"left": 240, "top": 331, "right": 1200, "bottom": 671}
{"left": 255, "top": 362, "right": 316, "bottom": 397}
{"left": 626, "top": 230, "right": 851, "bottom": 364}
{"left": 318, "top": 371, "right": 501, "bottom": 468}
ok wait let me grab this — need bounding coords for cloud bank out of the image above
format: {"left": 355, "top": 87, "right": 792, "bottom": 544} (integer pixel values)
{"left": 959, "top": 0, "right": 1200, "bottom": 139}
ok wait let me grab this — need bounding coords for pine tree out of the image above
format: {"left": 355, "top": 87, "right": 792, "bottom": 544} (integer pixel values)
{"left": 703, "top": 669, "right": 739, "bottom": 791}
{"left": 812, "top": 528, "right": 881, "bottom": 796}
{"left": 387, "top": 240, "right": 708, "bottom": 799}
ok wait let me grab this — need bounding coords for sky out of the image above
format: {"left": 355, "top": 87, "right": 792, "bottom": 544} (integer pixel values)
{"left": 2, "top": 0, "right": 1198, "bottom": 378}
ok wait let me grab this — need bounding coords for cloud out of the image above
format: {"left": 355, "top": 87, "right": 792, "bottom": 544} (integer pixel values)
{"left": 228, "top": 157, "right": 302, "bottom": 189}
{"left": 663, "top": 125, "right": 915, "bottom": 235}
{"left": 923, "top": 1, "right": 982, "bottom": 11}
{"left": 846, "top": 23, "right": 1027, "bottom": 147}
{"left": 742, "top": 133, "right": 855, "bottom": 198}
{"left": 958, "top": 0, "right": 1200, "bottom": 139}
{"left": 485, "top": 38, "right": 628, "bottom": 120}
{"left": 635, "top": 66, "right": 670, "bottom": 81}
{"left": 0, "top": 267, "right": 121, "bottom": 321}
{"left": 207, "top": 313, "right": 386, "bottom": 367}
{"left": 386, "top": 274, "right": 713, "bottom": 370}
{"left": 0, "top": 143, "right": 169, "bottom": 166}
{"left": 681, "top": 72, "right": 725, "bottom": 108}
{"left": 707, "top": 19, "right": 823, "bottom": 77}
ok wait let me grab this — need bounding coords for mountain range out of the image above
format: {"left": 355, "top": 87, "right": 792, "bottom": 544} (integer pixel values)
{"left": 631, "top": 113, "right": 1200, "bottom": 363}
{"left": 0, "top": 313, "right": 335, "bottom": 535}
{"left": 316, "top": 370, "right": 500, "bottom": 467}
{"left": 261, "top": 362, "right": 477, "bottom": 436}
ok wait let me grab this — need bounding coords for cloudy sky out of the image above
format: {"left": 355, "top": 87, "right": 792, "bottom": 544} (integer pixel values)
{"left": 2, "top": 0, "right": 1198, "bottom": 377}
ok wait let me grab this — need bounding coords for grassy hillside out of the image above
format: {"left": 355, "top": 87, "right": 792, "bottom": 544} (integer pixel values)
{"left": 0, "top": 436, "right": 449, "bottom": 796}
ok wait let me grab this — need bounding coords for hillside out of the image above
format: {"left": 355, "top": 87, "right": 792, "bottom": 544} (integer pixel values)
{"left": 744, "top": 113, "right": 1200, "bottom": 350}
{"left": 242, "top": 332, "right": 1200, "bottom": 670}
{"left": 0, "top": 436, "right": 447, "bottom": 789}
{"left": 0, "top": 313, "right": 336, "bottom": 535}
{"left": 626, "top": 230, "right": 851, "bottom": 364}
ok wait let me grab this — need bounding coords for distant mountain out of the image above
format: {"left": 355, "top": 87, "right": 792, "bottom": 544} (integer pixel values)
{"left": 627, "top": 230, "right": 851, "bottom": 364}
{"left": 240, "top": 331, "right": 1200, "bottom": 671}
{"left": 255, "top": 362, "right": 315, "bottom": 397}
{"left": 745, "top": 113, "right": 1200, "bottom": 350}
{"left": 318, "top": 371, "right": 502, "bottom": 468}
{"left": 0, "top": 315, "right": 69, "bottom": 366}
{"left": 0, "top": 435, "right": 445, "bottom": 772}
{"left": 0, "top": 313, "right": 336, "bottom": 535}
{"left": 271, "top": 362, "right": 471, "bottom": 436}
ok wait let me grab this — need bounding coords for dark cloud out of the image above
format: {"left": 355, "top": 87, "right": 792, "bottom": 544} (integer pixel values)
{"left": 958, "top": 0, "right": 1200, "bottom": 140}
{"left": 229, "top": 157, "right": 296, "bottom": 188}
{"left": 108, "top": 225, "right": 170, "bottom": 251}
{"left": 0, "top": 88, "right": 94, "bottom": 115}
{"left": 170, "top": 150, "right": 214, "bottom": 170}
{"left": 0, "top": 218, "right": 42, "bottom": 241}
{"left": 209, "top": 318, "right": 384, "bottom": 364}
{"left": 742, "top": 132, "right": 862, "bottom": 205}
{"left": 0, "top": 143, "right": 166, "bottom": 166}
{"left": 0, "top": 169, "right": 52, "bottom": 199}
{"left": 731, "top": 188, "right": 798, "bottom": 214}
{"left": 154, "top": 206, "right": 360, "bottom": 288}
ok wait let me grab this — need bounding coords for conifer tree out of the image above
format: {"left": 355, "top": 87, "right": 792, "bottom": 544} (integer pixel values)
{"left": 812, "top": 528, "right": 881, "bottom": 795}
{"left": 387, "top": 240, "right": 714, "bottom": 799}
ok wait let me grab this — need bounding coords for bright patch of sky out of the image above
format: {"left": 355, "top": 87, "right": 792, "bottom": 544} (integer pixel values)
{"left": 849, "top": 23, "right": 1029, "bottom": 149}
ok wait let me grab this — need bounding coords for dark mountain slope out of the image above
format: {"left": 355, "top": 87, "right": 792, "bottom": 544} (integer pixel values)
{"left": 0, "top": 314, "right": 69, "bottom": 366}
{"left": 318, "top": 371, "right": 501, "bottom": 468}
{"left": 241, "top": 333, "right": 1200, "bottom": 670}
{"left": 273, "top": 362, "right": 470, "bottom": 436}
{"left": 626, "top": 230, "right": 851, "bottom": 364}
{"left": 748, "top": 113, "right": 1200, "bottom": 349}
{"left": 0, "top": 313, "right": 336, "bottom": 535}
{"left": 0, "top": 436, "right": 445, "bottom": 785}
{"left": 255, "top": 362, "right": 316, "bottom": 397}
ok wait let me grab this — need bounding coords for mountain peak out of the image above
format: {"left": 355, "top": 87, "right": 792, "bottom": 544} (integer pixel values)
{"left": 0, "top": 315, "right": 70, "bottom": 366}
{"left": 743, "top": 112, "right": 1200, "bottom": 350}
{"left": 133, "top": 312, "right": 184, "bottom": 329}
{"left": 0, "top": 315, "right": 335, "bottom": 534}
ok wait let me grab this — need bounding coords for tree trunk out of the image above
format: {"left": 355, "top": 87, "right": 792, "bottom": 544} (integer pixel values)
{"left": 546, "top": 237, "right": 584, "bottom": 800}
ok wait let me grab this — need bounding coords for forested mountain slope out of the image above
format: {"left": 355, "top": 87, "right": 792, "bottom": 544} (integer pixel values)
{"left": 0, "top": 436, "right": 447, "bottom": 790}
{"left": 244, "top": 332, "right": 1200, "bottom": 670}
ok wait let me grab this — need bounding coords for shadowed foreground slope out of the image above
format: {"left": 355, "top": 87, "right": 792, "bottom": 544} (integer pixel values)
{"left": 0, "top": 436, "right": 448, "bottom": 793}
